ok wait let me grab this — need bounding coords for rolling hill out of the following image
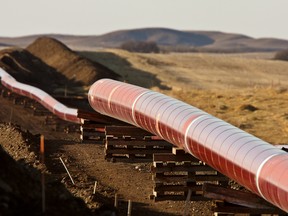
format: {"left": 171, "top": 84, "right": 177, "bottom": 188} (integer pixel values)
{"left": 1, "top": 28, "right": 288, "bottom": 52}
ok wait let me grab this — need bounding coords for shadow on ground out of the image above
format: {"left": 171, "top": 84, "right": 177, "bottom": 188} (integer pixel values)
{"left": 79, "top": 51, "right": 171, "bottom": 90}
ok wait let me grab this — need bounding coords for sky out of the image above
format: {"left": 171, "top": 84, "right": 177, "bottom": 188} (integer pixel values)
{"left": 1, "top": 0, "right": 288, "bottom": 40}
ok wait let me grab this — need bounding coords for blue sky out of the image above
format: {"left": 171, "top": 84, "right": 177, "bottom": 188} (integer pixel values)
{"left": 1, "top": 0, "right": 288, "bottom": 39}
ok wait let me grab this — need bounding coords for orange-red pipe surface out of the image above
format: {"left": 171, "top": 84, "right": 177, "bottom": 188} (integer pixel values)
{"left": 88, "top": 79, "right": 288, "bottom": 212}
{"left": 0, "top": 68, "right": 80, "bottom": 124}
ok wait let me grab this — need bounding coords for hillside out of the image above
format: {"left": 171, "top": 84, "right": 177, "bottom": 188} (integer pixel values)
{"left": 193, "top": 31, "right": 288, "bottom": 51}
{"left": 1, "top": 28, "right": 288, "bottom": 52}
{"left": 82, "top": 28, "right": 214, "bottom": 47}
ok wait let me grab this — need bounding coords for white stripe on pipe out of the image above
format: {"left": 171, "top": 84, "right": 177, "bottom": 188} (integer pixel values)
{"left": 131, "top": 91, "right": 148, "bottom": 126}
{"left": 108, "top": 85, "right": 120, "bottom": 109}
{"left": 255, "top": 153, "right": 282, "bottom": 200}
{"left": 184, "top": 115, "right": 206, "bottom": 156}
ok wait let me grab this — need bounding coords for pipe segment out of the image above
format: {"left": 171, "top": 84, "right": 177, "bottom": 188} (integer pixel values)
{"left": 88, "top": 79, "right": 288, "bottom": 212}
{"left": 0, "top": 68, "right": 80, "bottom": 124}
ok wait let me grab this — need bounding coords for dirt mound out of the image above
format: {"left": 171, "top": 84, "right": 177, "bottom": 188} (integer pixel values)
{"left": 26, "top": 37, "right": 120, "bottom": 86}
{"left": 0, "top": 48, "right": 67, "bottom": 93}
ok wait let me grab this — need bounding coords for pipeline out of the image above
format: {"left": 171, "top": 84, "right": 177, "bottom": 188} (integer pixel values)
{"left": 88, "top": 79, "right": 288, "bottom": 212}
{"left": 0, "top": 68, "right": 81, "bottom": 124}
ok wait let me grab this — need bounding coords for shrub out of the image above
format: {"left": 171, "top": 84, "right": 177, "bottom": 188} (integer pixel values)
{"left": 120, "top": 41, "right": 160, "bottom": 53}
{"left": 274, "top": 49, "right": 288, "bottom": 61}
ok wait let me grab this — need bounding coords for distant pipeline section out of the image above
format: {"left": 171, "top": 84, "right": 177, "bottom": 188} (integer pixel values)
{"left": 88, "top": 79, "right": 288, "bottom": 212}
{"left": 0, "top": 68, "right": 81, "bottom": 124}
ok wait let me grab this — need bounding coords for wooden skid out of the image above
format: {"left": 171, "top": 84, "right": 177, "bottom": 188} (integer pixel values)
{"left": 79, "top": 120, "right": 106, "bottom": 142}
{"left": 104, "top": 135, "right": 173, "bottom": 162}
{"left": 77, "top": 109, "right": 126, "bottom": 125}
{"left": 153, "top": 173, "right": 227, "bottom": 183}
{"left": 150, "top": 192, "right": 209, "bottom": 201}
{"left": 105, "top": 125, "right": 154, "bottom": 137}
{"left": 80, "top": 133, "right": 104, "bottom": 142}
{"left": 151, "top": 148, "right": 229, "bottom": 201}
{"left": 153, "top": 152, "right": 201, "bottom": 163}
{"left": 152, "top": 183, "right": 207, "bottom": 200}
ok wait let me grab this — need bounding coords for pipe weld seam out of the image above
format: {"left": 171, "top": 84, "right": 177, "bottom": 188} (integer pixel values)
{"left": 255, "top": 153, "right": 283, "bottom": 200}
{"left": 131, "top": 91, "right": 148, "bottom": 126}
{"left": 108, "top": 85, "right": 120, "bottom": 109}
{"left": 184, "top": 114, "right": 206, "bottom": 157}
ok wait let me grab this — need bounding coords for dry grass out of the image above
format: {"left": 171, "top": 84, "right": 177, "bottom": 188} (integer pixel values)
{"left": 137, "top": 52, "right": 288, "bottom": 90}
{"left": 81, "top": 50, "right": 288, "bottom": 90}
{"left": 170, "top": 88, "right": 288, "bottom": 144}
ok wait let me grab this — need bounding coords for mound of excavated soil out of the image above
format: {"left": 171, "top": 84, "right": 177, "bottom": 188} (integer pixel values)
{"left": 27, "top": 37, "right": 120, "bottom": 86}
{"left": 0, "top": 48, "right": 68, "bottom": 93}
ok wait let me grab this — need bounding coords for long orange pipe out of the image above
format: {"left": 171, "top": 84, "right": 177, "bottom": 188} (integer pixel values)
{"left": 88, "top": 79, "right": 288, "bottom": 212}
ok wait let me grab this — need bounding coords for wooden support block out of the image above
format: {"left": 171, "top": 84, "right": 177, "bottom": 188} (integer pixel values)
{"left": 80, "top": 123, "right": 106, "bottom": 130}
{"left": 106, "top": 139, "right": 172, "bottom": 147}
{"left": 105, "top": 154, "right": 152, "bottom": 163}
{"left": 153, "top": 173, "right": 228, "bottom": 183}
{"left": 152, "top": 164, "right": 217, "bottom": 173}
{"left": 172, "top": 147, "right": 186, "bottom": 155}
{"left": 77, "top": 109, "right": 126, "bottom": 125}
{"left": 154, "top": 185, "right": 202, "bottom": 192}
{"left": 151, "top": 193, "right": 209, "bottom": 202}
{"left": 153, "top": 153, "right": 200, "bottom": 163}
{"left": 105, "top": 148, "right": 172, "bottom": 155}
{"left": 81, "top": 131, "right": 104, "bottom": 137}
{"left": 105, "top": 125, "right": 154, "bottom": 136}
{"left": 151, "top": 150, "right": 229, "bottom": 202}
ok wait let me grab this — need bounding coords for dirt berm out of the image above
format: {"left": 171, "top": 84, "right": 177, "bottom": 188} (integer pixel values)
{"left": 0, "top": 37, "right": 120, "bottom": 95}
{"left": 26, "top": 37, "right": 120, "bottom": 86}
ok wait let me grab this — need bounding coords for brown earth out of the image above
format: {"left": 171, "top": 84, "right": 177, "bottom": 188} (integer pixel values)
{"left": 0, "top": 48, "right": 66, "bottom": 93}
{"left": 26, "top": 37, "right": 120, "bottom": 86}
{"left": 1, "top": 39, "right": 288, "bottom": 215}
{"left": 0, "top": 37, "right": 120, "bottom": 96}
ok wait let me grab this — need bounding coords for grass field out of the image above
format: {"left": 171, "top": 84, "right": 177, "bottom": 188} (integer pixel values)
{"left": 80, "top": 50, "right": 287, "bottom": 90}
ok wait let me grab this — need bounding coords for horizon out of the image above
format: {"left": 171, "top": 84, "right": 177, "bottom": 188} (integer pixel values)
{"left": 1, "top": 0, "right": 288, "bottom": 40}
{"left": 1, "top": 27, "right": 288, "bottom": 41}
